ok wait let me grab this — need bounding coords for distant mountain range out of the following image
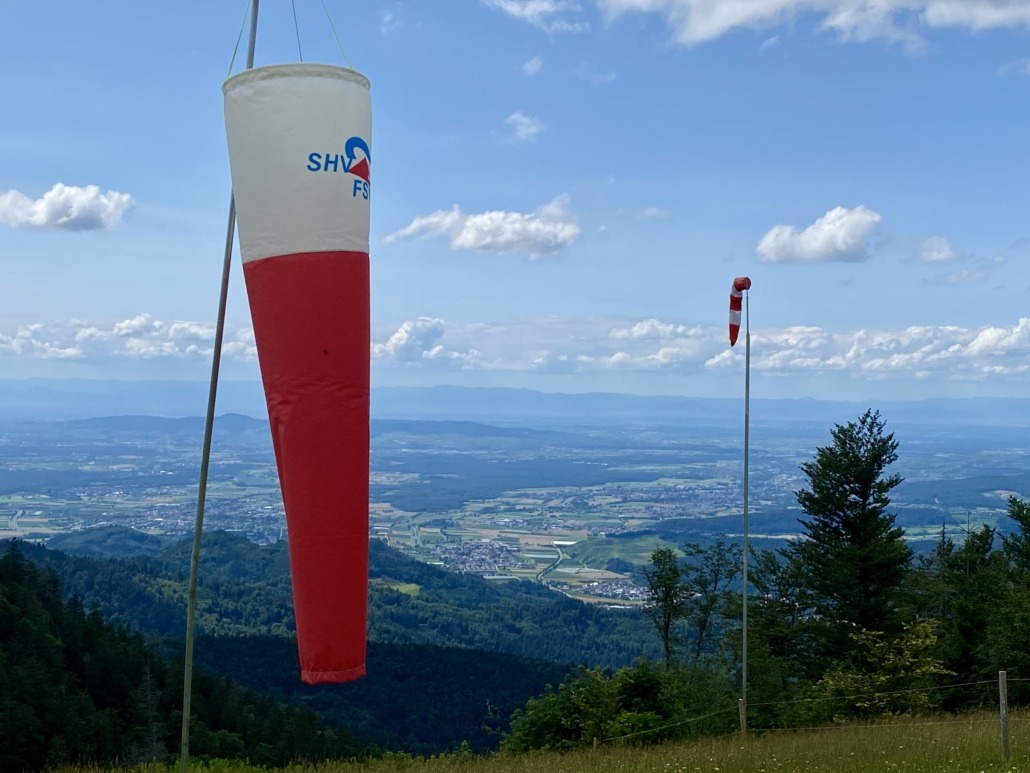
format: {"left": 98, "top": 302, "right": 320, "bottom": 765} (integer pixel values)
{"left": 2, "top": 378, "right": 1029, "bottom": 426}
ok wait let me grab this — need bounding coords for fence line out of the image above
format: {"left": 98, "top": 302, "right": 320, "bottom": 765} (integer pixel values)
{"left": 594, "top": 671, "right": 1023, "bottom": 750}
{"left": 748, "top": 678, "right": 1000, "bottom": 708}
{"left": 749, "top": 716, "right": 999, "bottom": 734}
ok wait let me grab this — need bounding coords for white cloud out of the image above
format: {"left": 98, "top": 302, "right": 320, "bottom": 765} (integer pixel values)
{"left": 595, "top": 0, "right": 1030, "bottom": 47}
{"left": 998, "top": 58, "right": 1030, "bottom": 76}
{"left": 372, "top": 318, "right": 480, "bottom": 365}
{"left": 384, "top": 195, "right": 581, "bottom": 258}
{"left": 610, "top": 319, "right": 696, "bottom": 339}
{"left": 933, "top": 268, "right": 986, "bottom": 286}
{"left": 758, "top": 34, "right": 781, "bottom": 53}
{"left": 916, "top": 235, "right": 959, "bottom": 263}
{"left": 365, "top": 314, "right": 1030, "bottom": 387}
{"left": 383, "top": 206, "right": 465, "bottom": 243}
{"left": 372, "top": 317, "right": 445, "bottom": 361}
{"left": 0, "top": 183, "right": 133, "bottom": 231}
{"left": 572, "top": 64, "right": 617, "bottom": 84}
{"left": 927, "top": 255, "right": 1005, "bottom": 286}
{"left": 756, "top": 205, "right": 882, "bottom": 263}
{"left": 482, "top": 0, "right": 588, "bottom": 32}
{"left": 522, "top": 55, "right": 544, "bottom": 75}
{"left": 0, "top": 316, "right": 256, "bottom": 363}
{"left": 633, "top": 206, "right": 673, "bottom": 220}
{"left": 381, "top": 8, "right": 403, "bottom": 34}
{"left": 506, "top": 111, "right": 546, "bottom": 141}
{"left": 921, "top": 1, "right": 1030, "bottom": 31}
{"left": 10, "top": 313, "right": 1030, "bottom": 392}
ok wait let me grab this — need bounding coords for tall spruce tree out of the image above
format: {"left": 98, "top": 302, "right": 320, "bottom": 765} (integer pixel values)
{"left": 786, "top": 410, "right": 912, "bottom": 653}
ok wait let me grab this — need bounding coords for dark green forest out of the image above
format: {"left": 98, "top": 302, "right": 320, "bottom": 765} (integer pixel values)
{"left": 0, "top": 543, "right": 360, "bottom": 771}
{"left": 4, "top": 529, "right": 656, "bottom": 768}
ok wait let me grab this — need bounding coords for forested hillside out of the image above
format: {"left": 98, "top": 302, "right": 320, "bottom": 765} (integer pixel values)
{"left": 0, "top": 542, "right": 359, "bottom": 771}
{"left": 6, "top": 531, "right": 655, "bottom": 762}
{"left": 19, "top": 532, "right": 659, "bottom": 668}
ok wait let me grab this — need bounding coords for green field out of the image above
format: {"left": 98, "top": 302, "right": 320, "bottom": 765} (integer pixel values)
{"left": 52, "top": 710, "right": 1028, "bottom": 772}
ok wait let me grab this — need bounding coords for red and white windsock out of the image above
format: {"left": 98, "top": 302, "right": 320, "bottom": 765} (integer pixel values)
{"left": 729, "top": 276, "right": 752, "bottom": 347}
{"left": 223, "top": 64, "right": 372, "bottom": 684}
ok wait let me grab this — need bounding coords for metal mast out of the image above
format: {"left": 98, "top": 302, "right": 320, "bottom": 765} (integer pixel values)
{"left": 178, "top": 3, "right": 259, "bottom": 771}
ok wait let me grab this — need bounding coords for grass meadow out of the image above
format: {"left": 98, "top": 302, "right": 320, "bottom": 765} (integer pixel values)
{"left": 55, "top": 710, "right": 1029, "bottom": 773}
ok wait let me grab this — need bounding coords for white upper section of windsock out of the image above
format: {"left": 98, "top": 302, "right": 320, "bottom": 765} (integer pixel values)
{"left": 223, "top": 64, "right": 372, "bottom": 263}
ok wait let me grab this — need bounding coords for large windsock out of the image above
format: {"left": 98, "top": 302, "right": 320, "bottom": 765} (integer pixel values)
{"left": 223, "top": 64, "right": 371, "bottom": 684}
{"left": 729, "top": 277, "right": 751, "bottom": 347}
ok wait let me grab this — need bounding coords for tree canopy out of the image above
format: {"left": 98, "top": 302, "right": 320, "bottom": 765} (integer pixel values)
{"left": 786, "top": 409, "right": 912, "bottom": 657}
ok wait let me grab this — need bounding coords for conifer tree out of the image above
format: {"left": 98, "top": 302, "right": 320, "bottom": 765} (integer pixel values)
{"left": 786, "top": 410, "right": 912, "bottom": 655}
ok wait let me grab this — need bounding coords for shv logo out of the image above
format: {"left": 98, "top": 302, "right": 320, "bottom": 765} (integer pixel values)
{"left": 306, "top": 136, "right": 371, "bottom": 200}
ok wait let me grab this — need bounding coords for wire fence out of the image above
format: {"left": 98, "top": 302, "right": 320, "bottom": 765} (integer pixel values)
{"left": 594, "top": 671, "right": 1025, "bottom": 761}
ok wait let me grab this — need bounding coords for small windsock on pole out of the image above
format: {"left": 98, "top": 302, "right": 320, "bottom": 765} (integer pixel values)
{"left": 729, "top": 276, "right": 751, "bottom": 347}
{"left": 729, "top": 276, "right": 751, "bottom": 719}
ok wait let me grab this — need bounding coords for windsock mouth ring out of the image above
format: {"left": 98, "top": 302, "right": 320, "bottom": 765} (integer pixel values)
{"left": 223, "top": 63, "right": 369, "bottom": 94}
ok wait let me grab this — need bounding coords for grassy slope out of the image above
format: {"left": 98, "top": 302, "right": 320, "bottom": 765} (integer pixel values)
{"left": 52, "top": 711, "right": 1027, "bottom": 772}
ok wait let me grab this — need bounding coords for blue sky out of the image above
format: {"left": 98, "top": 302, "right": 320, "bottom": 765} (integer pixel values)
{"left": 3, "top": 0, "right": 1030, "bottom": 400}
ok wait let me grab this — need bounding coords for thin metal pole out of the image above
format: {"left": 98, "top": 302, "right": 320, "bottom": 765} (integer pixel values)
{"left": 1000, "top": 670, "right": 1010, "bottom": 762}
{"left": 742, "top": 291, "right": 750, "bottom": 712}
{"left": 178, "top": 4, "right": 258, "bottom": 772}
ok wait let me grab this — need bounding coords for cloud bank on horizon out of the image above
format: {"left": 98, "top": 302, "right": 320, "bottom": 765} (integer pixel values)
{"left": 5, "top": 313, "right": 1030, "bottom": 398}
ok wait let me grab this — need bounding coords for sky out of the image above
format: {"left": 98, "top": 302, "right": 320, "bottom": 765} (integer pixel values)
{"left": 3, "top": 0, "right": 1030, "bottom": 401}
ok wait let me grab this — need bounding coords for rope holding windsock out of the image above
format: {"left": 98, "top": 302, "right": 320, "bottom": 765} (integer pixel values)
{"left": 729, "top": 276, "right": 752, "bottom": 347}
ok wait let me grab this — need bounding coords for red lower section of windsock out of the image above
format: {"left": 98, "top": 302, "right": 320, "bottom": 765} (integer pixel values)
{"left": 243, "top": 250, "right": 369, "bottom": 684}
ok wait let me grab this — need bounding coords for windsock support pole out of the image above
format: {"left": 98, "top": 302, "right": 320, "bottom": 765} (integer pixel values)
{"left": 742, "top": 291, "right": 751, "bottom": 718}
{"left": 179, "top": 4, "right": 259, "bottom": 772}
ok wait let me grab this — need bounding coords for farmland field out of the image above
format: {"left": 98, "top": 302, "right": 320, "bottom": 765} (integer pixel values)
{"left": 4, "top": 412, "right": 1030, "bottom": 601}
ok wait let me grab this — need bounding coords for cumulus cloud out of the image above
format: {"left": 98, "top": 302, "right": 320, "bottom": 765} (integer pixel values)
{"left": 0, "top": 315, "right": 255, "bottom": 363}
{"left": 372, "top": 318, "right": 480, "bottom": 365}
{"left": 756, "top": 205, "right": 882, "bottom": 263}
{"left": 371, "top": 317, "right": 445, "bottom": 361}
{"left": 595, "top": 0, "right": 1030, "bottom": 48}
{"left": 916, "top": 235, "right": 959, "bottom": 263}
{"left": 384, "top": 195, "right": 581, "bottom": 258}
{"left": 506, "top": 111, "right": 546, "bottom": 141}
{"left": 609, "top": 319, "right": 697, "bottom": 339}
{"left": 482, "top": 0, "right": 588, "bottom": 32}
{"left": 522, "top": 55, "right": 544, "bottom": 75}
{"left": 0, "top": 183, "right": 133, "bottom": 231}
